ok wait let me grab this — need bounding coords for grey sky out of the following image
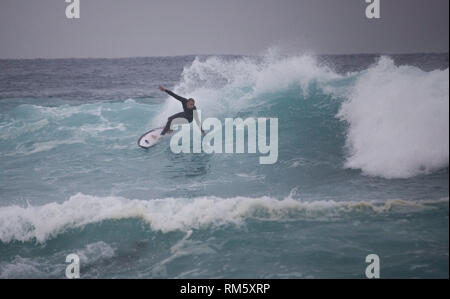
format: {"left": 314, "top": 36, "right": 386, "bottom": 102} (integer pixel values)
{"left": 0, "top": 0, "right": 448, "bottom": 58}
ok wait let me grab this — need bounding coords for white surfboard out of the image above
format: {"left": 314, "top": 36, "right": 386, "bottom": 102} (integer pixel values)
{"left": 137, "top": 127, "right": 164, "bottom": 149}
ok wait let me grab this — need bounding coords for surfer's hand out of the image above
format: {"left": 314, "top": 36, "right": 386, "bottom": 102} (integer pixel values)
{"left": 158, "top": 85, "right": 166, "bottom": 92}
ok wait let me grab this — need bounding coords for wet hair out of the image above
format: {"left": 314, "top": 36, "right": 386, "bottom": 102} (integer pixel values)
{"left": 187, "top": 98, "right": 195, "bottom": 104}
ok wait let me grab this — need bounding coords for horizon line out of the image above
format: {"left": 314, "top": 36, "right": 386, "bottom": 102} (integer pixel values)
{"left": 0, "top": 51, "right": 448, "bottom": 61}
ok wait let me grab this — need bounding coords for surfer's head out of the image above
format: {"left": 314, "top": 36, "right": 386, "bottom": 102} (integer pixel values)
{"left": 186, "top": 98, "right": 195, "bottom": 109}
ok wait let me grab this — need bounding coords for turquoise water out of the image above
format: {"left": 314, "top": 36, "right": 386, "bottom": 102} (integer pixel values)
{"left": 0, "top": 53, "right": 448, "bottom": 278}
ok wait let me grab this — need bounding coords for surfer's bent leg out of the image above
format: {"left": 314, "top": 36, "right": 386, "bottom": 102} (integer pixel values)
{"left": 161, "top": 112, "right": 187, "bottom": 135}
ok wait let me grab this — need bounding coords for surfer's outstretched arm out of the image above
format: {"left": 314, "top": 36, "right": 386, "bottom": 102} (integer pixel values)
{"left": 159, "top": 86, "right": 187, "bottom": 104}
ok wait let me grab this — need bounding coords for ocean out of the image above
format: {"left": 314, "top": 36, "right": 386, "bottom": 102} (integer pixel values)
{"left": 0, "top": 52, "right": 448, "bottom": 278}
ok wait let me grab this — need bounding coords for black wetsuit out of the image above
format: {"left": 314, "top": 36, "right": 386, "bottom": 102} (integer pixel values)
{"left": 161, "top": 90, "right": 197, "bottom": 135}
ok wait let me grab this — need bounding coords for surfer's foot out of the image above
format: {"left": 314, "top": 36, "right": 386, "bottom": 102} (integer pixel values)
{"left": 151, "top": 135, "right": 157, "bottom": 140}
{"left": 167, "top": 130, "right": 173, "bottom": 134}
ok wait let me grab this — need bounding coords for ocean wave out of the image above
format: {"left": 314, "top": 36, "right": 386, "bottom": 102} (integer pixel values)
{"left": 154, "top": 52, "right": 449, "bottom": 179}
{"left": 1, "top": 53, "right": 448, "bottom": 181}
{"left": 337, "top": 56, "right": 449, "bottom": 178}
{"left": 0, "top": 193, "right": 447, "bottom": 244}
{"left": 152, "top": 52, "right": 343, "bottom": 126}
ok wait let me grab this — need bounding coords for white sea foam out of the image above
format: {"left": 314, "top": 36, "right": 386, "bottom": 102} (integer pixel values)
{"left": 0, "top": 118, "right": 49, "bottom": 139}
{"left": 0, "top": 256, "right": 49, "bottom": 278}
{"left": 76, "top": 241, "right": 116, "bottom": 263}
{"left": 153, "top": 52, "right": 341, "bottom": 127}
{"left": 26, "top": 139, "right": 85, "bottom": 154}
{"left": 0, "top": 241, "right": 116, "bottom": 278}
{"left": 0, "top": 193, "right": 446, "bottom": 244}
{"left": 337, "top": 57, "right": 449, "bottom": 178}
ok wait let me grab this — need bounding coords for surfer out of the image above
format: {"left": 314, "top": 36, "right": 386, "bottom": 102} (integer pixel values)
{"left": 158, "top": 85, "right": 205, "bottom": 136}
